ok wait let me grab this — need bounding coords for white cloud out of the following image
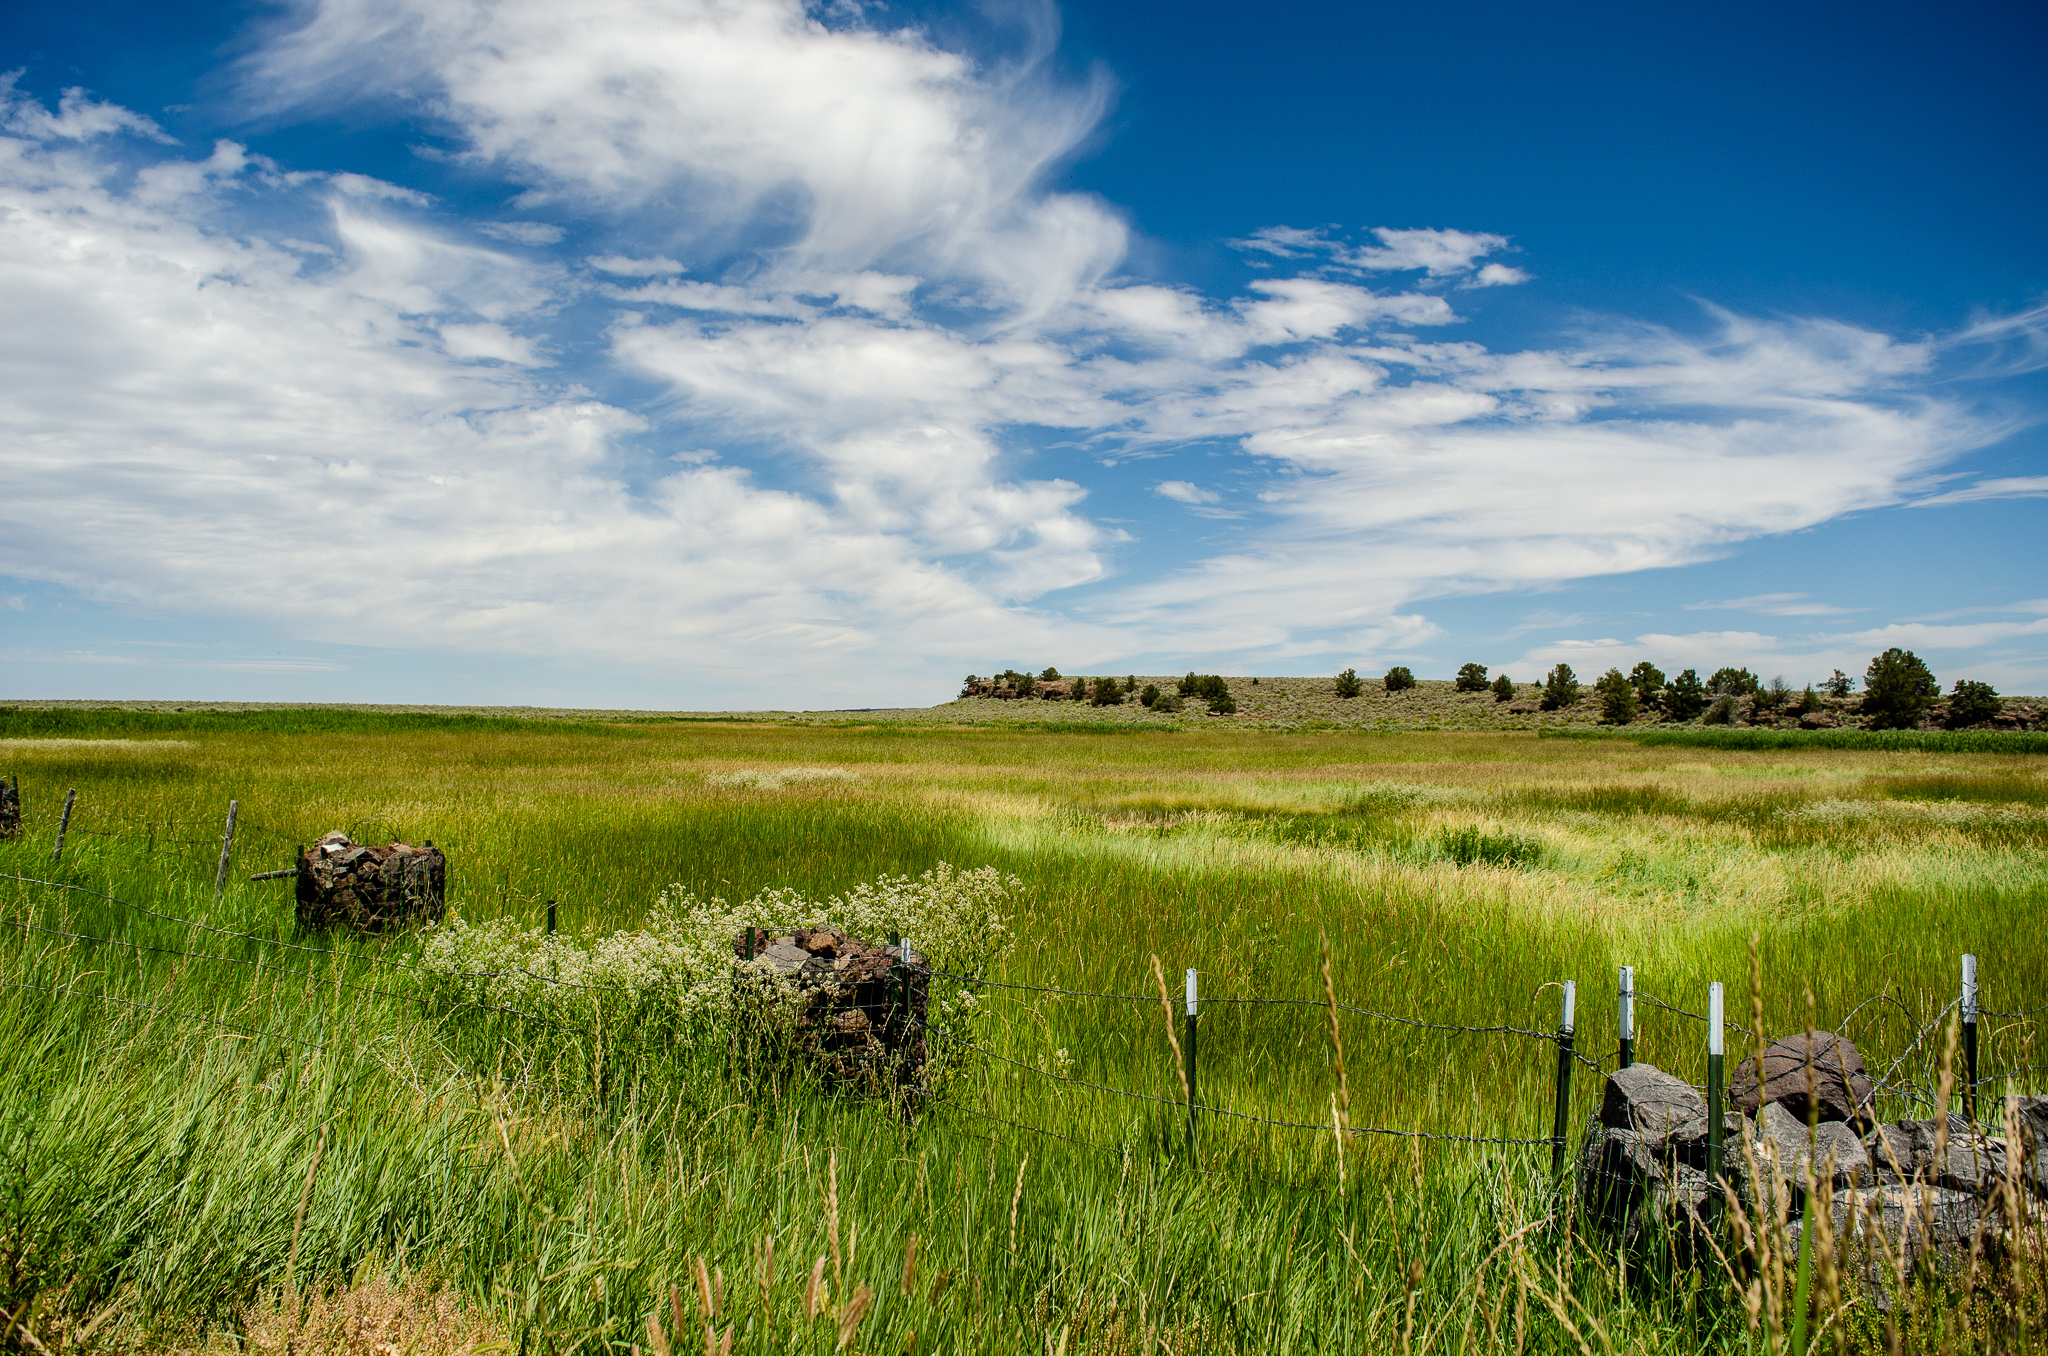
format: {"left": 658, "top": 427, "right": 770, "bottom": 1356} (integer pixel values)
{"left": 588, "top": 253, "right": 685, "bottom": 276}
{"left": 1908, "top": 475, "right": 2048, "bottom": 507}
{"left": 0, "top": 104, "right": 1117, "bottom": 692}
{"left": 1154, "top": 481, "right": 1218, "bottom": 505}
{"left": 1348, "top": 227, "right": 1510, "bottom": 276}
{"left": 1232, "top": 225, "right": 1516, "bottom": 279}
{"left": 0, "top": 74, "right": 173, "bottom": 143}
{"left": 1514, "top": 622, "right": 2048, "bottom": 692}
{"left": 1467, "top": 263, "right": 1531, "bottom": 288}
{"left": 477, "top": 220, "right": 565, "bottom": 245}
{"left": 245, "top": 0, "right": 1125, "bottom": 309}
{"left": 1683, "top": 592, "right": 1857, "bottom": 617}
{"left": 439, "top": 322, "right": 545, "bottom": 365}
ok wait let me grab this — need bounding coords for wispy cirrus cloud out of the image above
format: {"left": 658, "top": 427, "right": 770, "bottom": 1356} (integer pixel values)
{"left": 1154, "top": 481, "right": 1219, "bottom": 505}
{"left": 1683, "top": 592, "right": 1858, "bottom": 617}
{"left": 1908, "top": 475, "right": 2048, "bottom": 507}
{"left": 1231, "top": 225, "right": 1522, "bottom": 281}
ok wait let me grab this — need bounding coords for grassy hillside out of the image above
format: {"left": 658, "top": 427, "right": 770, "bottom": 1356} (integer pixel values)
{"left": 0, "top": 714, "right": 2043, "bottom": 1351}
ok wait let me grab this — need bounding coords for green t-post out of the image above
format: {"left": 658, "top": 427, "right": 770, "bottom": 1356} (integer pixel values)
{"left": 1185, "top": 967, "right": 1200, "bottom": 1165}
{"left": 1706, "top": 981, "right": 1725, "bottom": 1228}
{"left": 1618, "top": 964, "right": 1635, "bottom": 1070}
{"left": 1962, "top": 954, "right": 1979, "bottom": 1124}
{"left": 1550, "top": 980, "right": 1576, "bottom": 1176}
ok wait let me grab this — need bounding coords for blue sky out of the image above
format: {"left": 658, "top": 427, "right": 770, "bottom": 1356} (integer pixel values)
{"left": 1, "top": 0, "right": 2043, "bottom": 707}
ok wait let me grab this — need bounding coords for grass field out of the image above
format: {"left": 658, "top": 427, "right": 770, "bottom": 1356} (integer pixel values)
{"left": 0, "top": 706, "right": 2043, "bottom": 1353}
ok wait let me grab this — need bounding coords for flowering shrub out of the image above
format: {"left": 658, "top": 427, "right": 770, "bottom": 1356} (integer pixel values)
{"left": 418, "top": 864, "right": 1020, "bottom": 1071}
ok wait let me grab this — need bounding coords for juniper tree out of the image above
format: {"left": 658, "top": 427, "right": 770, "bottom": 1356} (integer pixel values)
{"left": 1946, "top": 679, "right": 2001, "bottom": 729}
{"left": 1539, "top": 664, "right": 1579, "bottom": 711}
{"left": 1665, "top": 669, "right": 1705, "bottom": 721}
{"left": 1862, "top": 649, "right": 1939, "bottom": 730}
{"left": 1594, "top": 668, "right": 1638, "bottom": 725}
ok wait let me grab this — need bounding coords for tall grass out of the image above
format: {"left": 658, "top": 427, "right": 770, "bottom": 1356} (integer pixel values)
{"left": 1544, "top": 726, "right": 2048, "bottom": 753}
{"left": 0, "top": 718, "right": 2043, "bottom": 1351}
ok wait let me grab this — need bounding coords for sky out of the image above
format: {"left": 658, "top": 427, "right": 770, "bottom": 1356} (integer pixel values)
{"left": 1, "top": 0, "right": 2044, "bottom": 708}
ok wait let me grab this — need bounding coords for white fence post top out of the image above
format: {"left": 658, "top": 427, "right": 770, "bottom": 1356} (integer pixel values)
{"left": 1560, "top": 979, "right": 1575, "bottom": 1034}
{"left": 1962, "top": 953, "right": 1978, "bottom": 1020}
{"left": 1708, "top": 981, "right": 1724, "bottom": 1056}
{"left": 1185, "top": 967, "right": 1197, "bottom": 1016}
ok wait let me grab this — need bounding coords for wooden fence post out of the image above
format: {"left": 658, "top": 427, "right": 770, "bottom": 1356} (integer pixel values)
{"left": 51, "top": 788, "right": 76, "bottom": 864}
{"left": 1618, "top": 964, "right": 1635, "bottom": 1070}
{"left": 1185, "top": 967, "right": 1199, "bottom": 1165}
{"left": 213, "top": 800, "right": 239, "bottom": 894}
{"left": 1962, "top": 953, "right": 1979, "bottom": 1124}
{"left": 1706, "top": 981, "right": 1725, "bottom": 1227}
{"left": 1549, "top": 980, "right": 1575, "bottom": 1176}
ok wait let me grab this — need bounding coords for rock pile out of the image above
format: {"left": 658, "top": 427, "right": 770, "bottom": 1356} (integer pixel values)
{"left": 0, "top": 778, "right": 19, "bottom": 840}
{"left": 294, "top": 831, "right": 447, "bottom": 933}
{"left": 963, "top": 679, "right": 1071, "bottom": 700}
{"left": 732, "top": 925, "right": 926, "bottom": 1093}
{"left": 1579, "top": 1031, "right": 2048, "bottom": 1285}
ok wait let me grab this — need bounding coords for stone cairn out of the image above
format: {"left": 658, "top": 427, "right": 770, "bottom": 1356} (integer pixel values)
{"left": 294, "top": 830, "right": 447, "bottom": 933}
{"left": 0, "top": 777, "right": 19, "bottom": 840}
{"left": 1580, "top": 1030, "right": 2048, "bottom": 1289}
{"left": 732, "top": 926, "right": 927, "bottom": 1094}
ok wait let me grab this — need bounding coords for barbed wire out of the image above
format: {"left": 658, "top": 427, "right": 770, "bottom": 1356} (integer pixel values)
{"left": 916, "top": 1090, "right": 1125, "bottom": 1156}
{"left": 1866, "top": 1074, "right": 1936, "bottom": 1111}
{"left": 1975, "top": 1064, "right": 2048, "bottom": 1086}
{"left": 915, "top": 962, "right": 1562, "bottom": 1043}
{"left": 0, "top": 977, "right": 324, "bottom": 1049}
{"left": 1978, "top": 1004, "right": 2048, "bottom": 1019}
{"left": 1878, "top": 998, "right": 1960, "bottom": 1092}
{"left": 923, "top": 1023, "right": 1187, "bottom": 1110}
{"left": 0, "top": 872, "right": 648, "bottom": 997}
{"left": 925, "top": 1021, "right": 1562, "bottom": 1147}
{"left": 0, "top": 975, "right": 577, "bottom": 1097}
{"left": 0, "top": 912, "right": 622, "bottom": 1040}
{"left": 1634, "top": 991, "right": 1756, "bottom": 1039}
{"left": 1835, "top": 990, "right": 1923, "bottom": 1043}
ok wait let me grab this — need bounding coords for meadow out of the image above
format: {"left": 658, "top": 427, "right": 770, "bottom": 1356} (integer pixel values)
{"left": 0, "top": 705, "right": 2043, "bottom": 1353}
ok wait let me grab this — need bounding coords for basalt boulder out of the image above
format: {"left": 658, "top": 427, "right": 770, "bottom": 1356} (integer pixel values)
{"left": 294, "top": 831, "right": 446, "bottom": 933}
{"left": 734, "top": 925, "right": 926, "bottom": 1094}
{"left": 1788, "top": 1185, "right": 2001, "bottom": 1306}
{"left": 1602, "top": 1063, "right": 1705, "bottom": 1138}
{"left": 1577, "top": 1064, "right": 1727, "bottom": 1261}
{"left": 1729, "top": 1030, "right": 1874, "bottom": 1123}
{"left": 0, "top": 778, "right": 19, "bottom": 840}
{"left": 1864, "top": 1113, "right": 2008, "bottom": 1193}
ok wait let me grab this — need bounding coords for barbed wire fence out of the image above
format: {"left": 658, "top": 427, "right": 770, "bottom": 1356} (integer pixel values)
{"left": 1, "top": 791, "right": 2043, "bottom": 1178}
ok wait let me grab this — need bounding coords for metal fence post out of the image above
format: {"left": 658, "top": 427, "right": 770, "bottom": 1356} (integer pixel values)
{"left": 885, "top": 930, "right": 900, "bottom": 1033}
{"left": 547, "top": 901, "right": 558, "bottom": 936}
{"left": 213, "top": 800, "right": 239, "bottom": 894}
{"left": 51, "top": 788, "right": 75, "bottom": 864}
{"left": 1707, "top": 981, "right": 1725, "bottom": 1227}
{"left": 1550, "top": 979, "right": 1575, "bottom": 1176}
{"left": 1185, "top": 967, "right": 1199, "bottom": 1165}
{"left": 1962, "top": 953, "right": 1979, "bottom": 1124}
{"left": 1618, "top": 964, "right": 1635, "bottom": 1070}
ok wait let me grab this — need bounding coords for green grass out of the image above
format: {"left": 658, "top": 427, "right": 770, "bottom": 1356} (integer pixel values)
{"left": 1545, "top": 726, "right": 2048, "bottom": 753}
{"left": 0, "top": 715, "right": 2044, "bottom": 1352}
